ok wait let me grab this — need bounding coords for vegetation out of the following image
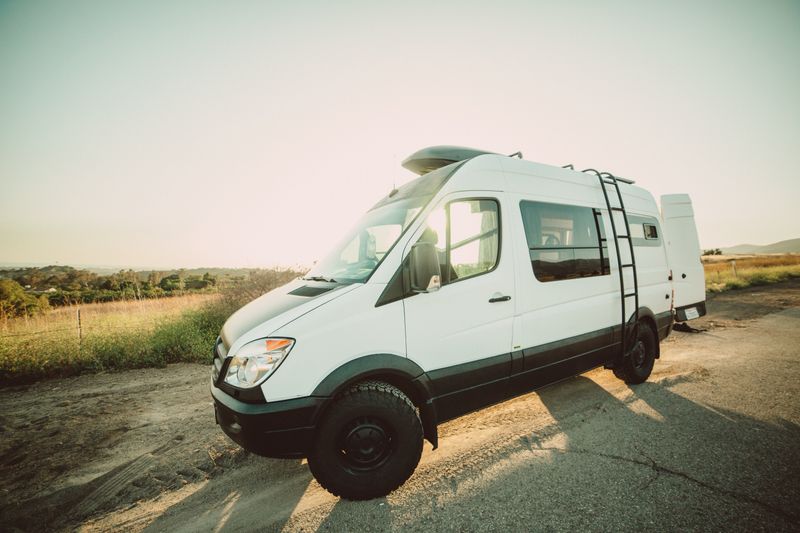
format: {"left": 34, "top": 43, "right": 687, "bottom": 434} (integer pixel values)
{"left": 703, "top": 254, "right": 800, "bottom": 292}
{"left": 702, "top": 248, "right": 722, "bottom": 256}
{"left": 0, "top": 268, "right": 302, "bottom": 384}
{"left": 0, "top": 279, "right": 51, "bottom": 318}
{"left": 0, "top": 265, "right": 261, "bottom": 319}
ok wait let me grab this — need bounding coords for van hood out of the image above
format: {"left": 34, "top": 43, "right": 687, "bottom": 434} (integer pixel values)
{"left": 220, "top": 279, "right": 356, "bottom": 349}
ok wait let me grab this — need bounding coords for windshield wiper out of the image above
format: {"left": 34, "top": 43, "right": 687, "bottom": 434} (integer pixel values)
{"left": 302, "top": 276, "right": 337, "bottom": 283}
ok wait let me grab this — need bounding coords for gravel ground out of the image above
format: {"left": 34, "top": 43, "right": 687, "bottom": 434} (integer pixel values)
{"left": 1, "top": 280, "right": 799, "bottom": 532}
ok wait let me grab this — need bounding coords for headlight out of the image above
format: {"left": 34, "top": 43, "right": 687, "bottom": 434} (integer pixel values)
{"left": 224, "top": 338, "right": 294, "bottom": 388}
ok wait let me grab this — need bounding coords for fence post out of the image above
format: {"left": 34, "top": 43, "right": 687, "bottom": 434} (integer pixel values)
{"left": 731, "top": 260, "right": 737, "bottom": 278}
{"left": 77, "top": 307, "right": 82, "bottom": 349}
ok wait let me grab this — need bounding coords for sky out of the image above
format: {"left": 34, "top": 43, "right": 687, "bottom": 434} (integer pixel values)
{"left": 1, "top": 0, "right": 798, "bottom": 269}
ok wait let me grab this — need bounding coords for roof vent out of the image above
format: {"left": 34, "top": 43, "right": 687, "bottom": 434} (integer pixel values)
{"left": 401, "top": 145, "right": 498, "bottom": 175}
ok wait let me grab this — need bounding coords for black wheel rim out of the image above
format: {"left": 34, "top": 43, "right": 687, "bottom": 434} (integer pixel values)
{"left": 631, "top": 339, "right": 646, "bottom": 368}
{"left": 338, "top": 417, "right": 394, "bottom": 471}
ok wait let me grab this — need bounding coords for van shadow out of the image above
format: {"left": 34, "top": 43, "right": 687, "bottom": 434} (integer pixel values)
{"left": 468, "top": 374, "right": 800, "bottom": 530}
{"left": 141, "top": 455, "right": 396, "bottom": 533}
{"left": 142, "top": 455, "right": 314, "bottom": 532}
{"left": 313, "top": 495, "right": 393, "bottom": 532}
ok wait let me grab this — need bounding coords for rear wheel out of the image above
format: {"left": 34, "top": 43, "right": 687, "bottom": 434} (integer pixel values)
{"left": 613, "top": 322, "right": 657, "bottom": 384}
{"left": 307, "top": 381, "right": 423, "bottom": 500}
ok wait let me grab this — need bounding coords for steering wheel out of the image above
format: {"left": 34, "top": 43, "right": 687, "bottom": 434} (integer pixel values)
{"left": 544, "top": 235, "right": 561, "bottom": 246}
{"left": 354, "top": 258, "right": 378, "bottom": 270}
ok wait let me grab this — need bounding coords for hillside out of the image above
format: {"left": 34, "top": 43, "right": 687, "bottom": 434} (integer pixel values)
{"left": 722, "top": 238, "right": 800, "bottom": 255}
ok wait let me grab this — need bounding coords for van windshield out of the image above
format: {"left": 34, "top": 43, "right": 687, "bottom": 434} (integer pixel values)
{"left": 305, "top": 163, "right": 459, "bottom": 283}
{"left": 305, "top": 197, "right": 425, "bottom": 283}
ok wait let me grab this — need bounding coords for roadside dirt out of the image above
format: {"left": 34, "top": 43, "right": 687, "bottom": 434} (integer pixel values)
{"left": 1, "top": 280, "right": 799, "bottom": 532}
{"left": 0, "top": 365, "right": 243, "bottom": 532}
{"left": 686, "top": 277, "right": 800, "bottom": 329}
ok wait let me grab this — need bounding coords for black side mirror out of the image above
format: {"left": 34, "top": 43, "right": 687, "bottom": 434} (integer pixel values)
{"left": 409, "top": 242, "right": 441, "bottom": 293}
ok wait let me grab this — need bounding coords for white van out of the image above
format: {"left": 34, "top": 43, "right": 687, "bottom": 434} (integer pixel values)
{"left": 211, "top": 146, "right": 706, "bottom": 500}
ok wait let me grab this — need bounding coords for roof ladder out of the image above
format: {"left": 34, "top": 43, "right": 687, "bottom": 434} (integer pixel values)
{"left": 585, "top": 169, "right": 640, "bottom": 367}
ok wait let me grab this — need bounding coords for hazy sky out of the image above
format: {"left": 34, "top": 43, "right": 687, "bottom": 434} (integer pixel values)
{"left": 1, "top": 0, "right": 798, "bottom": 269}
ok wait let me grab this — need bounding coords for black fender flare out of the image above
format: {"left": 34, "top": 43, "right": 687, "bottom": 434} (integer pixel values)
{"left": 635, "top": 306, "right": 661, "bottom": 358}
{"left": 311, "top": 353, "right": 439, "bottom": 448}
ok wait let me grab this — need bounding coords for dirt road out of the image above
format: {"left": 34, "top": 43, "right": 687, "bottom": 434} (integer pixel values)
{"left": 2, "top": 281, "right": 799, "bottom": 532}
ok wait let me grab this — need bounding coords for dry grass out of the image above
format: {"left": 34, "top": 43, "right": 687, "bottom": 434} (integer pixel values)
{"left": 0, "top": 293, "right": 216, "bottom": 336}
{"left": 702, "top": 253, "right": 800, "bottom": 269}
{"left": 0, "top": 294, "right": 220, "bottom": 384}
{"left": 703, "top": 254, "right": 800, "bottom": 292}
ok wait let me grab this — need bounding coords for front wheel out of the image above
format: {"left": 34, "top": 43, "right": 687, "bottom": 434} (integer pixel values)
{"left": 307, "top": 381, "right": 423, "bottom": 500}
{"left": 613, "top": 322, "right": 657, "bottom": 384}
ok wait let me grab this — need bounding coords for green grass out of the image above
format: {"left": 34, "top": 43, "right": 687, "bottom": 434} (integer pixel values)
{"left": 148, "top": 302, "right": 232, "bottom": 365}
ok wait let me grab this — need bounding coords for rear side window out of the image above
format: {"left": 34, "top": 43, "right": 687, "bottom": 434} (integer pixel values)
{"left": 520, "top": 201, "right": 609, "bottom": 282}
{"left": 627, "top": 215, "right": 662, "bottom": 247}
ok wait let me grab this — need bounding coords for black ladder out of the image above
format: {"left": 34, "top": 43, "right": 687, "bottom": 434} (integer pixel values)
{"left": 585, "top": 169, "right": 640, "bottom": 366}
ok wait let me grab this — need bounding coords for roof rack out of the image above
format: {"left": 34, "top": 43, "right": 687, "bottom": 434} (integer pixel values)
{"left": 401, "top": 146, "right": 636, "bottom": 184}
{"left": 563, "top": 165, "right": 634, "bottom": 184}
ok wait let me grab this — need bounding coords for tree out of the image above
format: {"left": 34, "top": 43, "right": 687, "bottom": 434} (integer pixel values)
{"left": 148, "top": 271, "right": 164, "bottom": 288}
{"left": 0, "top": 279, "right": 46, "bottom": 319}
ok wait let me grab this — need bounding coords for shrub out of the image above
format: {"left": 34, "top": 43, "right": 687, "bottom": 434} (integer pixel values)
{"left": 0, "top": 279, "right": 48, "bottom": 318}
{"left": 150, "top": 309, "right": 220, "bottom": 364}
{"left": 148, "top": 267, "right": 303, "bottom": 365}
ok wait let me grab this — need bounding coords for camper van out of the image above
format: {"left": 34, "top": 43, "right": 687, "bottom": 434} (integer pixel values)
{"left": 210, "top": 146, "right": 706, "bottom": 500}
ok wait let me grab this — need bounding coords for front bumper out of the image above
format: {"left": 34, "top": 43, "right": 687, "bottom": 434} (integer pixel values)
{"left": 211, "top": 383, "right": 326, "bottom": 458}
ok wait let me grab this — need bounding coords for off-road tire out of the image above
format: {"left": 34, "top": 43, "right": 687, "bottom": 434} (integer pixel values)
{"left": 613, "top": 322, "right": 657, "bottom": 384}
{"left": 307, "top": 381, "right": 423, "bottom": 500}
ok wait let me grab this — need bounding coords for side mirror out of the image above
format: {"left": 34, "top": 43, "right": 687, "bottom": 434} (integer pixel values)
{"left": 409, "top": 242, "right": 441, "bottom": 293}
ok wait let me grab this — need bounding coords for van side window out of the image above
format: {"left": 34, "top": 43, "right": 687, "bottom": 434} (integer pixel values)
{"left": 416, "top": 199, "right": 500, "bottom": 285}
{"left": 627, "top": 215, "right": 662, "bottom": 247}
{"left": 520, "top": 201, "right": 609, "bottom": 282}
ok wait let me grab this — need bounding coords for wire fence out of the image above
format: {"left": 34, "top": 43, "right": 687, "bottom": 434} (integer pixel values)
{"left": 0, "top": 304, "right": 201, "bottom": 342}
{"left": 0, "top": 327, "right": 80, "bottom": 338}
{"left": 0, "top": 322, "right": 160, "bottom": 339}
{"left": 0, "top": 294, "right": 219, "bottom": 340}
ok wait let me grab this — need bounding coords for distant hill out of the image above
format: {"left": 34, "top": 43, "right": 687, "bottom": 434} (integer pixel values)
{"left": 721, "top": 238, "right": 800, "bottom": 255}
{"left": 0, "top": 265, "right": 275, "bottom": 285}
{"left": 0, "top": 264, "right": 293, "bottom": 278}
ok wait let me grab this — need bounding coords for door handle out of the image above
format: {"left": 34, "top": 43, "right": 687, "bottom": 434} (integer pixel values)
{"left": 489, "top": 295, "right": 511, "bottom": 303}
